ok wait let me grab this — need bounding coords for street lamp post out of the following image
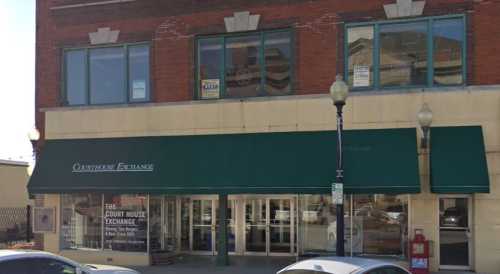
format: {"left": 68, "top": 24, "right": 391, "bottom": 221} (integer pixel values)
{"left": 330, "top": 75, "right": 349, "bottom": 257}
{"left": 27, "top": 127, "right": 40, "bottom": 244}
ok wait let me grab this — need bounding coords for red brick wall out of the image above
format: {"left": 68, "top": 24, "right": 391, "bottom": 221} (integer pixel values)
{"left": 35, "top": 0, "right": 500, "bottom": 137}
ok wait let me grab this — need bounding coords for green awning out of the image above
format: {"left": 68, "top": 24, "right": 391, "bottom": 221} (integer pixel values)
{"left": 28, "top": 128, "right": 420, "bottom": 195}
{"left": 430, "top": 126, "right": 490, "bottom": 193}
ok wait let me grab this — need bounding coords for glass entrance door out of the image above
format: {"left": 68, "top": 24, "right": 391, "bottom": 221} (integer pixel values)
{"left": 244, "top": 197, "right": 295, "bottom": 255}
{"left": 192, "top": 199, "right": 215, "bottom": 254}
{"left": 163, "top": 197, "right": 177, "bottom": 252}
{"left": 269, "top": 199, "right": 292, "bottom": 254}
{"left": 188, "top": 197, "right": 236, "bottom": 255}
{"left": 245, "top": 198, "right": 268, "bottom": 253}
{"left": 439, "top": 197, "right": 472, "bottom": 270}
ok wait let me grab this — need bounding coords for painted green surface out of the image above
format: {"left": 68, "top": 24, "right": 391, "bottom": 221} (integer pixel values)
{"left": 430, "top": 126, "right": 490, "bottom": 193}
{"left": 28, "top": 129, "right": 420, "bottom": 194}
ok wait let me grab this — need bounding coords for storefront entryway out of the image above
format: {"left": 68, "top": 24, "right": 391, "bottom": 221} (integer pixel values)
{"left": 151, "top": 195, "right": 296, "bottom": 257}
{"left": 439, "top": 196, "right": 472, "bottom": 270}
{"left": 244, "top": 197, "right": 295, "bottom": 256}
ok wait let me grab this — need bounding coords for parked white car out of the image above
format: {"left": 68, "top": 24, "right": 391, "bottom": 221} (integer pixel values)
{"left": 0, "top": 250, "right": 140, "bottom": 274}
{"left": 277, "top": 257, "right": 411, "bottom": 274}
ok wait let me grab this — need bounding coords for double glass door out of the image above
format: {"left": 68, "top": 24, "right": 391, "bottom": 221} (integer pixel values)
{"left": 190, "top": 197, "right": 236, "bottom": 254}
{"left": 174, "top": 196, "right": 295, "bottom": 256}
{"left": 245, "top": 197, "right": 295, "bottom": 255}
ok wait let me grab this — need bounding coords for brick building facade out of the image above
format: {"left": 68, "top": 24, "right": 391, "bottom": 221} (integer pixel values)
{"left": 30, "top": 0, "right": 500, "bottom": 272}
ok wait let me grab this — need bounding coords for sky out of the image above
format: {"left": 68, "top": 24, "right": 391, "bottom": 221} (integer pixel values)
{"left": 0, "top": 0, "right": 35, "bottom": 163}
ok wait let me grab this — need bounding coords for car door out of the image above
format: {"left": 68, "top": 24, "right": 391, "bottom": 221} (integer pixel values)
{"left": 0, "top": 258, "right": 34, "bottom": 274}
{"left": 32, "top": 258, "right": 78, "bottom": 274}
{"left": 364, "top": 266, "right": 411, "bottom": 274}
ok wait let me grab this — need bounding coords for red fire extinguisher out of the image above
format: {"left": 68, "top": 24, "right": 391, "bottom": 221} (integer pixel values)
{"left": 410, "top": 229, "right": 430, "bottom": 274}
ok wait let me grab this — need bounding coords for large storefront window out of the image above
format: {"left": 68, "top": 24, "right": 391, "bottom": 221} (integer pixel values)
{"left": 298, "top": 195, "right": 351, "bottom": 255}
{"left": 353, "top": 195, "right": 408, "bottom": 257}
{"left": 299, "top": 194, "right": 408, "bottom": 258}
{"left": 60, "top": 194, "right": 102, "bottom": 250}
{"left": 346, "top": 15, "right": 465, "bottom": 90}
{"left": 196, "top": 30, "right": 292, "bottom": 99}
{"left": 103, "top": 194, "right": 148, "bottom": 252}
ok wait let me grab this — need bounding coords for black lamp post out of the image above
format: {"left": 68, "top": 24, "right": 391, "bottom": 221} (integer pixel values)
{"left": 330, "top": 75, "right": 349, "bottom": 257}
{"left": 27, "top": 127, "right": 40, "bottom": 243}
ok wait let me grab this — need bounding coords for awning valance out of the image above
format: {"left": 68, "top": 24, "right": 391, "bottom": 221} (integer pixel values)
{"left": 28, "top": 128, "right": 420, "bottom": 195}
{"left": 430, "top": 126, "right": 490, "bottom": 193}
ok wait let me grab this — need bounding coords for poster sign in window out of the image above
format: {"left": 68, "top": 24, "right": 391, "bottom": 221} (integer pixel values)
{"left": 132, "top": 80, "right": 147, "bottom": 100}
{"left": 104, "top": 202, "right": 147, "bottom": 252}
{"left": 353, "top": 65, "right": 370, "bottom": 87}
{"left": 201, "top": 79, "right": 220, "bottom": 99}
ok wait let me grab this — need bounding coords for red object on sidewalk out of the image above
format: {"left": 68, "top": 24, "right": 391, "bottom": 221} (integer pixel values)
{"left": 410, "top": 229, "right": 430, "bottom": 274}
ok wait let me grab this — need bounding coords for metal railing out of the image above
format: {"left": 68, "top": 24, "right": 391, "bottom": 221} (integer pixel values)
{"left": 0, "top": 205, "right": 32, "bottom": 248}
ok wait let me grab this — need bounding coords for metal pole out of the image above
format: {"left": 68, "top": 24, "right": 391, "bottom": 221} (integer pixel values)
{"left": 216, "top": 194, "right": 229, "bottom": 266}
{"left": 335, "top": 102, "right": 345, "bottom": 257}
{"left": 26, "top": 205, "right": 31, "bottom": 242}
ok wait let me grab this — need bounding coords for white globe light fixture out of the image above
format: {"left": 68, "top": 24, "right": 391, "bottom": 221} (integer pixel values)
{"left": 28, "top": 128, "right": 40, "bottom": 142}
{"left": 330, "top": 75, "right": 349, "bottom": 106}
{"left": 417, "top": 103, "right": 433, "bottom": 149}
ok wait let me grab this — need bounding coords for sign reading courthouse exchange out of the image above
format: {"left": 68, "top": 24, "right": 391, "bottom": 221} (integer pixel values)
{"left": 72, "top": 162, "right": 154, "bottom": 173}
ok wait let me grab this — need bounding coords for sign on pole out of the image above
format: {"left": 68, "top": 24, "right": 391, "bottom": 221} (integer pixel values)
{"left": 332, "top": 183, "right": 343, "bottom": 205}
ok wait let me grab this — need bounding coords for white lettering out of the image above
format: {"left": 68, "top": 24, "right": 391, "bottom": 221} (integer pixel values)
{"left": 72, "top": 162, "right": 154, "bottom": 173}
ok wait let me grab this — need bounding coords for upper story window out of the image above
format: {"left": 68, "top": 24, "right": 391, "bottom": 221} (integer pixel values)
{"left": 196, "top": 29, "right": 292, "bottom": 99}
{"left": 64, "top": 43, "right": 150, "bottom": 106}
{"left": 345, "top": 15, "right": 465, "bottom": 90}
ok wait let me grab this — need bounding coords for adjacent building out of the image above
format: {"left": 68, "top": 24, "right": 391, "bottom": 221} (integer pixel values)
{"left": 0, "top": 160, "right": 31, "bottom": 246}
{"left": 29, "top": 0, "right": 500, "bottom": 273}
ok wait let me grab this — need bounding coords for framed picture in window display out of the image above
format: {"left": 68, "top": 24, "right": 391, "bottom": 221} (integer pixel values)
{"left": 33, "top": 207, "right": 56, "bottom": 233}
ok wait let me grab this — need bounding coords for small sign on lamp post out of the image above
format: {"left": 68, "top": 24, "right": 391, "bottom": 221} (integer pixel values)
{"left": 332, "top": 183, "right": 343, "bottom": 205}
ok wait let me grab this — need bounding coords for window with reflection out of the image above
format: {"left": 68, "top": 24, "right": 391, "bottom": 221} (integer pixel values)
{"left": 64, "top": 43, "right": 150, "bottom": 106}
{"left": 433, "top": 18, "right": 464, "bottom": 85}
{"left": 60, "top": 194, "right": 102, "bottom": 250}
{"left": 65, "top": 50, "right": 87, "bottom": 105}
{"left": 197, "top": 30, "right": 292, "bottom": 99}
{"left": 265, "top": 32, "right": 292, "bottom": 95}
{"left": 346, "top": 15, "right": 465, "bottom": 90}
{"left": 353, "top": 194, "right": 408, "bottom": 257}
{"left": 380, "top": 22, "right": 428, "bottom": 87}
{"left": 90, "top": 47, "right": 126, "bottom": 104}
{"left": 298, "top": 195, "right": 350, "bottom": 255}
{"left": 348, "top": 26, "right": 374, "bottom": 88}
